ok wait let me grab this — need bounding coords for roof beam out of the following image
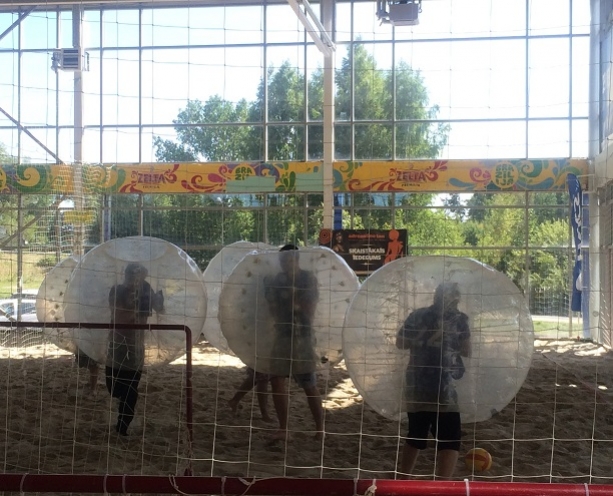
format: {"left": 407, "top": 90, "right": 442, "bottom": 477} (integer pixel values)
{"left": 287, "top": 0, "right": 335, "bottom": 56}
{"left": 0, "top": 6, "right": 35, "bottom": 43}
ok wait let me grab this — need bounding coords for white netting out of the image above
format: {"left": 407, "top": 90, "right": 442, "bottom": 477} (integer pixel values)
{"left": 1, "top": 0, "right": 609, "bottom": 488}
{"left": 202, "top": 240, "right": 275, "bottom": 355}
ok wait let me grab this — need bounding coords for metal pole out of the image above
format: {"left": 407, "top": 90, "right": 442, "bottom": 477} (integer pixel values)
{"left": 322, "top": 0, "right": 335, "bottom": 230}
{"left": 3, "top": 474, "right": 613, "bottom": 495}
{"left": 3, "top": 321, "right": 194, "bottom": 475}
{"left": 0, "top": 6, "right": 35, "bottom": 43}
{"left": 73, "top": 5, "right": 85, "bottom": 256}
{"left": 17, "top": 194, "right": 23, "bottom": 308}
{"left": 524, "top": 191, "right": 530, "bottom": 302}
{"left": 568, "top": 197, "right": 574, "bottom": 337}
{"left": 138, "top": 194, "right": 144, "bottom": 236}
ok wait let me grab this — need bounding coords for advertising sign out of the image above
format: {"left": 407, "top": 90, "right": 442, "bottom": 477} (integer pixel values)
{"left": 319, "top": 228, "right": 407, "bottom": 275}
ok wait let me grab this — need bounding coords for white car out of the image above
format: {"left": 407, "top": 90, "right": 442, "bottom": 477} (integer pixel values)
{"left": 10, "top": 289, "right": 38, "bottom": 299}
{"left": 0, "top": 298, "right": 38, "bottom": 323}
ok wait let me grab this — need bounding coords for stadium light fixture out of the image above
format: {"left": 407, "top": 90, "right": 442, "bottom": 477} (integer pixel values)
{"left": 376, "top": 0, "right": 422, "bottom": 26}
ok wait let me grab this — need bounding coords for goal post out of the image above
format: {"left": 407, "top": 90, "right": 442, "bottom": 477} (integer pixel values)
{"left": 8, "top": 321, "right": 195, "bottom": 475}
{"left": 1, "top": 474, "right": 612, "bottom": 496}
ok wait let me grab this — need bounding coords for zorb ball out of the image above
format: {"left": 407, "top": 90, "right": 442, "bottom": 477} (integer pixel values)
{"left": 219, "top": 246, "right": 360, "bottom": 375}
{"left": 202, "top": 241, "right": 274, "bottom": 355}
{"left": 36, "top": 255, "right": 80, "bottom": 353}
{"left": 63, "top": 236, "right": 207, "bottom": 366}
{"left": 342, "top": 256, "right": 533, "bottom": 424}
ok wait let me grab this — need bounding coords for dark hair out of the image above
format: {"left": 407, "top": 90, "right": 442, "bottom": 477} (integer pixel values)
{"left": 125, "top": 262, "right": 147, "bottom": 277}
{"left": 279, "top": 244, "right": 299, "bottom": 252}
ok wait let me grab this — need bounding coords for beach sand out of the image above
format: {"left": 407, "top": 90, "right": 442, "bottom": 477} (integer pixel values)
{"left": 1, "top": 335, "right": 613, "bottom": 485}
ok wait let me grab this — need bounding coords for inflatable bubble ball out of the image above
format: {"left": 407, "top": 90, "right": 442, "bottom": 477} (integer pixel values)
{"left": 342, "top": 255, "right": 533, "bottom": 424}
{"left": 219, "top": 246, "right": 360, "bottom": 375}
{"left": 63, "top": 236, "right": 207, "bottom": 366}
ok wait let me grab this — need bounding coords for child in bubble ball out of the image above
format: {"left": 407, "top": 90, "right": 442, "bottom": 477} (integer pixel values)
{"left": 263, "top": 244, "right": 324, "bottom": 442}
{"left": 106, "top": 263, "right": 164, "bottom": 436}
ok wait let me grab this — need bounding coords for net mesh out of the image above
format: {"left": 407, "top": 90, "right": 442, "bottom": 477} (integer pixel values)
{"left": 0, "top": 0, "right": 608, "bottom": 490}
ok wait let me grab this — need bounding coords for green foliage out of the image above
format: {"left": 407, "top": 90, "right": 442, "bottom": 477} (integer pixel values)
{"left": 154, "top": 97, "right": 252, "bottom": 162}
{"left": 36, "top": 256, "right": 55, "bottom": 268}
{"left": 0, "top": 143, "right": 9, "bottom": 162}
{"left": 460, "top": 193, "right": 571, "bottom": 314}
{"left": 120, "top": 44, "right": 572, "bottom": 315}
{"left": 154, "top": 45, "right": 448, "bottom": 163}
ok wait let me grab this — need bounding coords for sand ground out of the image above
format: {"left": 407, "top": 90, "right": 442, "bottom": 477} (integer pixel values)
{"left": 1, "top": 335, "right": 613, "bottom": 486}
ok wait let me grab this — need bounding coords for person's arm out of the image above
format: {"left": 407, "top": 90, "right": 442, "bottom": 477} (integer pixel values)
{"left": 396, "top": 314, "right": 416, "bottom": 350}
{"left": 108, "top": 286, "right": 116, "bottom": 311}
{"left": 300, "top": 272, "right": 319, "bottom": 318}
{"left": 151, "top": 286, "right": 165, "bottom": 314}
{"left": 395, "top": 327, "right": 411, "bottom": 350}
{"left": 263, "top": 275, "right": 279, "bottom": 319}
{"left": 108, "top": 286, "right": 122, "bottom": 320}
{"left": 396, "top": 309, "right": 432, "bottom": 350}
{"left": 459, "top": 314, "right": 471, "bottom": 358}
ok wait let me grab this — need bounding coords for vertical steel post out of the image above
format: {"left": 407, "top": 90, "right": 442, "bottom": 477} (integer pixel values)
{"left": 322, "top": 0, "right": 335, "bottom": 229}
{"left": 73, "top": 5, "right": 85, "bottom": 256}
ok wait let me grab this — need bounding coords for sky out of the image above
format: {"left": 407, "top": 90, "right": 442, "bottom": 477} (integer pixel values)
{"left": 0, "top": 0, "right": 591, "bottom": 164}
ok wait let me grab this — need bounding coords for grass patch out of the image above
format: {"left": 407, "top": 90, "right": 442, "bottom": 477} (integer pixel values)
{"left": 0, "top": 251, "right": 56, "bottom": 298}
{"left": 532, "top": 318, "right": 579, "bottom": 335}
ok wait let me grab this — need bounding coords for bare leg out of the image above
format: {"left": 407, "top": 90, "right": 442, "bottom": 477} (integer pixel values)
{"left": 434, "top": 449, "right": 458, "bottom": 480}
{"left": 270, "top": 376, "right": 289, "bottom": 440}
{"left": 228, "top": 375, "right": 256, "bottom": 415}
{"left": 399, "top": 444, "right": 420, "bottom": 479}
{"left": 88, "top": 364, "right": 99, "bottom": 394}
{"left": 303, "top": 384, "right": 324, "bottom": 440}
{"left": 255, "top": 379, "right": 273, "bottom": 422}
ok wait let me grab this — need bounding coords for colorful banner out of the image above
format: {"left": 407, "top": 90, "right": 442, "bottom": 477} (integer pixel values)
{"left": 319, "top": 228, "right": 407, "bottom": 275}
{"left": 567, "top": 173, "right": 582, "bottom": 312}
{"left": 0, "top": 159, "right": 588, "bottom": 195}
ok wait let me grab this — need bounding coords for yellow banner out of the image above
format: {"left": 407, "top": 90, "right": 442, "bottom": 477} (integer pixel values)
{"left": 0, "top": 159, "right": 588, "bottom": 194}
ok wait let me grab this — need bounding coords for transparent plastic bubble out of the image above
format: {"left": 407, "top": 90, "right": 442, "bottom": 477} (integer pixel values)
{"left": 63, "top": 236, "right": 207, "bottom": 366}
{"left": 342, "top": 256, "right": 534, "bottom": 424}
{"left": 36, "top": 255, "right": 80, "bottom": 353}
{"left": 202, "top": 241, "right": 274, "bottom": 354}
{"left": 219, "top": 246, "right": 360, "bottom": 375}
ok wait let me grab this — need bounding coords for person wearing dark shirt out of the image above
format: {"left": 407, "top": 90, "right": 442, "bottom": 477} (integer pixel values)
{"left": 395, "top": 282, "right": 471, "bottom": 479}
{"left": 106, "top": 262, "right": 164, "bottom": 436}
{"left": 263, "top": 244, "right": 323, "bottom": 441}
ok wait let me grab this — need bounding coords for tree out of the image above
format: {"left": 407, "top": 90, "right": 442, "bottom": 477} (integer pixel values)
{"left": 0, "top": 142, "right": 10, "bottom": 163}
{"left": 147, "top": 45, "right": 450, "bottom": 260}
{"left": 154, "top": 45, "right": 448, "bottom": 164}
{"left": 334, "top": 45, "right": 448, "bottom": 160}
{"left": 248, "top": 62, "right": 308, "bottom": 161}
{"left": 155, "top": 97, "right": 252, "bottom": 162}
{"left": 459, "top": 191, "right": 571, "bottom": 314}
{"left": 443, "top": 193, "right": 466, "bottom": 220}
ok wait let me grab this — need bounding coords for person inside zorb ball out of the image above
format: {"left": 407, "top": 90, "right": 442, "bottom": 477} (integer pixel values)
{"left": 342, "top": 255, "right": 534, "bottom": 427}
{"left": 63, "top": 236, "right": 207, "bottom": 368}
{"left": 106, "top": 262, "right": 164, "bottom": 435}
{"left": 63, "top": 236, "right": 207, "bottom": 435}
{"left": 395, "top": 281, "right": 471, "bottom": 478}
{"left": 219, "top": 244, "right": 360, "bottom": 440}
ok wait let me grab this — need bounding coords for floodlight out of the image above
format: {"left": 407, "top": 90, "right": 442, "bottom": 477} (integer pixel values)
{"left": 376, "top": 0, "right": 421, "bottom": 27}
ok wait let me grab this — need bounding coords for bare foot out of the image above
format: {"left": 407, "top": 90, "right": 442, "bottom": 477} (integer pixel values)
{"left": 270, "top": 429, "right": 290, "bottom": 442}
{"left": 261, "top": 414, "right": 275, "bottom": 424}
{"left": 228, "top": 399, "right": 242, "bottom": 415}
